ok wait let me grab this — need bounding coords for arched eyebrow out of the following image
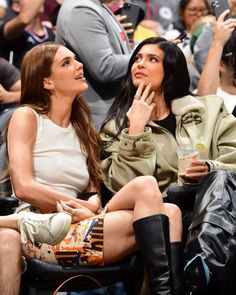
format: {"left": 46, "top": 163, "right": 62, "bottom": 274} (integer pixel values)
{"left": 148, "top": 54, "right": 161, "bottom": 61}
{"left": 135, "top": 53, "right": 162, "bottom": 61}
{"left": 58, "top": 54, "right": 76, "bottom": 65}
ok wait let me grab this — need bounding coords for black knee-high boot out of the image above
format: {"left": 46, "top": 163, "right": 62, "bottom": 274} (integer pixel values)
{"left": 133, "top": 214, "right": 173, "bottom": 295}
{"left": 170, "top": 242, "right": 186, "bottom": 295}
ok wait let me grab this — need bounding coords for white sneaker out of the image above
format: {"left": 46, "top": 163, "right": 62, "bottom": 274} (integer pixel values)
{"left": 18, "top": 212, "right": 72, "bottom": 245}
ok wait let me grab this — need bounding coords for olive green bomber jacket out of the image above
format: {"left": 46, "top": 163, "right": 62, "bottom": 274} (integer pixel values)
{"left": 100, "top": 95, "right": 236, "bottom": 195}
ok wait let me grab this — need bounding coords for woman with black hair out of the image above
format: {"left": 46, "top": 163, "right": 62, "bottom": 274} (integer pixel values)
{"left": 100, "top": 36, "right": 236, "bottom": 192}
{"left": 100, "top": 36, "right": 236, "bottom": 293}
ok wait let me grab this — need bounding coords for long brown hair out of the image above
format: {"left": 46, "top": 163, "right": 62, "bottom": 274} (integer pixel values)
{"left": 20, "top": 42, "right": 102, "bottom": 191}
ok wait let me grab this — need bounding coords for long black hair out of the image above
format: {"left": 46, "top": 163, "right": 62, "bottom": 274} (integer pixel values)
{"left": 101, "top": 37, "right": 191, "bottom": 135}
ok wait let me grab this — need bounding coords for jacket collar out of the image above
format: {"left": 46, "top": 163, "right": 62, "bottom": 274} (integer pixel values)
{"left": 171, "top": 95, "right": 205, "bottom": 116}
{"left": 171, "top": 95, "right": 205, "bottom": 125}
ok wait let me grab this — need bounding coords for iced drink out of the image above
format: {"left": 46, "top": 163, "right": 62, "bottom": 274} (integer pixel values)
{"left": 176, "top": 145, "right": 199, "bottom": 175}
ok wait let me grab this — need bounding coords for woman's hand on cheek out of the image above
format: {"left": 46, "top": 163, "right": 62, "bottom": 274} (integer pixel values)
{"left": 127, "top": 82, "right": 155, "bottom": 135}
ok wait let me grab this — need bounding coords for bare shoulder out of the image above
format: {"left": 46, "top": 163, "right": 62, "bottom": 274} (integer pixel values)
{"left": 9, "top": 106, "right": 37, "bottom": 133}
{"left": 11, "top": 106, "right": 36, "bottom": 121}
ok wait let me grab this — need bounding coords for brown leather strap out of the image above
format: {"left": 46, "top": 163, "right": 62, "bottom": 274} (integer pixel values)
{"left": 53, "top": 274, "right": 110, "bottom": 295}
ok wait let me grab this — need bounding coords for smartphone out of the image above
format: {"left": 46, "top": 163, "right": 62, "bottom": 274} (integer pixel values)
{"left": 211, "top": 0, "right": 234, "bottom": 19}
{"left": 115, "top": 3, "right": 145, "bottom": 30}
{"left": 175, "top": 31, "right": 188, "bottom": 42}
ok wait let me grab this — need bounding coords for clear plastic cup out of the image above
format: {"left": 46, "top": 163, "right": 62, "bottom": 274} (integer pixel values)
{"left": 176, "top": 144, "right": 199, "bottom": 175}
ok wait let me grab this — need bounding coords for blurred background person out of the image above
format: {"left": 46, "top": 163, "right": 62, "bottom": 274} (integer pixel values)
{"left": 133, "top": 0, "right": 179, "bottom": 35}
{"left": 56, "top": 0, "right": 132, "bottom": 130}
{"left": 188, "top": 0, "right": 236, "bottom": 91}
{"left": 40, "top": 0, "right": 63, "bottom": 33}
{"left": 164, "top": 0, "right": 212, "bottom": 65}
{"left": 197, "top": 10, "right": 236, "bottom": 114}
{"left": 0, "top": 0, "right": 7, "bottom": 25}
{"left": 0, "top": 0, "right": 55, "bottom": 69}
{"left": 0, "top": 57, "right": 20, "bottom": 173}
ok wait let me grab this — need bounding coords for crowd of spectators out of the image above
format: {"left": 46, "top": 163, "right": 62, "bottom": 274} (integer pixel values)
{"left": 0, "top": 0, "right": 235, "bottom": 122}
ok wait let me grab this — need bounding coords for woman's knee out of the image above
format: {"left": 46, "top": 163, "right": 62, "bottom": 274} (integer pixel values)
{"left": 132, "top": 176, "right": 162, "bottom": 200}
{"left": 164, "top": 203, "right": 182, "bottom": 224}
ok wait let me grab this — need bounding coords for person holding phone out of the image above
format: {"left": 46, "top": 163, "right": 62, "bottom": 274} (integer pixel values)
{"left": 113, "top": 2, "right": 145, "bottom": 42}
{"left": 197, "top": 10, "right": 236, "bottom": 112}
{"left": 163, "top": 0, "right": 212, "bottom": 66}
{"left": 212, "top": 0, "right": 236, "bottom": 19}
{"left": 56, "top": 0, "right": 132, "bottom": 131}
{"left": 189, "top": 0, "right": 236, "bottom": 90}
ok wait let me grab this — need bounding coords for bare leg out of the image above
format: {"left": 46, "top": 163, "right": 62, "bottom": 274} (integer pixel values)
{"left": 0, "top": 228, "right": 21, "bottom": 295}
{"left": 0, "top": 214, "right": 18, "bottom": 229}
{"left": 103, "top": 176, "right": 182, "bottom": 262}
{"left": 103, "top": 176, "right": 181, "bottom": 294}
{"left": 107, "top": 176, "right": 166, "bottom": 220}
{"left": 0, "top": 177, "right": 182, "bottom": 262}
{"left": 165, "top": 203, "right": 182, "bottom": 242}
{"left": 107, "top": 176, "right": 182, "bottom": 240}
{"left": 103, "top": 210, "right": 136, "bottom": 263}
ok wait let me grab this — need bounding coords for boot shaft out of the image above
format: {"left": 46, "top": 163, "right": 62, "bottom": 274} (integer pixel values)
{"left": 133, "top": 214, "right": 173, "bottom": 295}
{"left": 170, "top": 242, "right": 187, "bottom": 295}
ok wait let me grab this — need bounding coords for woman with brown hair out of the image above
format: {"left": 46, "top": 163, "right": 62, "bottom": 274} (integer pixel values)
{"left": 0, "top": 42, "right": 183, "bottom": 295}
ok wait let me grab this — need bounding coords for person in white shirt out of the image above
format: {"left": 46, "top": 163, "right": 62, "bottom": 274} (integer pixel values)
{"left": 197, "top": 10, "right": 236, "bottom": 114}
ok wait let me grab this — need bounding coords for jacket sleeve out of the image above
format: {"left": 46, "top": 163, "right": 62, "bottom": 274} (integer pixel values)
{"left": 100, "top": 123, "right": 157, "bottom": 192}
{"left": 63, "top": 7, "right": 131, "bottom": 83}
{"left": 206, "top": 112, "right": 236, "bottom": 172}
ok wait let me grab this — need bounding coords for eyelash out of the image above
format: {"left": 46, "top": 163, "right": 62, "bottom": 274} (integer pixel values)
{"left": 134, "top": 56, "right": 158, "bottom": 63}
{"left": 62, "top": 60, "right": 71, "bottom": 67}
{"left": 150, "top": 57, "right": 158, "bottom": 62}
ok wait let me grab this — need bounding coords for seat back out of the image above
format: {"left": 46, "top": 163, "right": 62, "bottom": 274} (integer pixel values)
{"left": 0, "top": 104, "right": 18, "bottom": 173}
